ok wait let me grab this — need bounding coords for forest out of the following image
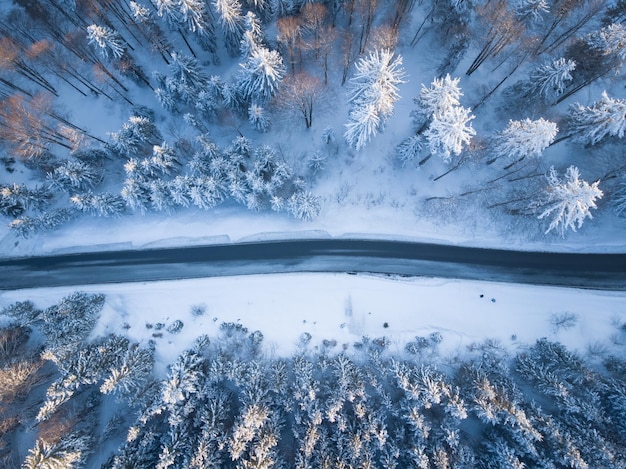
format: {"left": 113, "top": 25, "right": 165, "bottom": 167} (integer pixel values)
{"left": 1, "top": 0, "right": 626, "bottom": 467}
{"left": 0, "top": 0, "right": 625, "bottom": 241}
{"left": 0, "top": 292, "right": 625, "bottom": 467}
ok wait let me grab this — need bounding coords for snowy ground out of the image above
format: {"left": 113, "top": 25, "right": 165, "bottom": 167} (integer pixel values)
{"left": 2, "top": 273, "right": 624, "bottom": 377}
{"left": 1, "top": 0, "right": 625, "bottom": 390}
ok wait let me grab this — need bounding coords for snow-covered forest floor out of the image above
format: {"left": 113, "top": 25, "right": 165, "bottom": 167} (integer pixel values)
{"left": 1, "top": 0, "right": 626, "bottom": 466}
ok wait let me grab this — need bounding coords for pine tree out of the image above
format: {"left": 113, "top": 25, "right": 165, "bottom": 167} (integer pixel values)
{"left": 492, "top": 118, "right": 557, "bottom": 163}
{"left": 395, "top": 135, "right": 424, "bottom": 166}
{"left": 148, "top": 142, "right": 180, "bottom": 176}
{"left": 100, "top": 345, "right": 154, "bottom": 400}
{"left": 70, "top": 192, "right": 126, "bottom": 217}
{"left": 87, "top": 24, "right": 125, "bottom": 60}
{"left": 568, "top": 91, "right": 626, "bottom": 145}
{"left": 0, "top": 183, "right": 51, "bottom": 217}
{"left": 148, "top": 179, "right": 176, "bottom": 212}
{"left": 586, "top": 23, "right": 626, "bottom": 64}
{"left": 424, "top": 105, "right": 475, "bottom": 162}
{"left": 528, "top": 58, "right": 576, "bottom": 103}
{"left": 189, "top": 176, "right": 224, "bottom": 209}
{"left": 155, "top": 0, "right": 182, "bottom": 27}
{"left": 413, "top": 74, "right": 462, "bottom": 122}
{"left": 288, "top": 191, "right": 321, "bottom": 221}
{"left": 46, "top": 160, "right": 100, "bottom": 193}
{"left": 179, "top": 0, "right": 213, "bottom": 38}
{"left": 121, "top": 178, "right": 152, "bottom": 213}
{"left": 214, "top": 0, "right": 246, "bottom": 55}
{"left": 248, "top": 104, "right": 271, "bottom": 132}
{"left": 344, "top": 49, "right": 406, "bottom": 150}
{"left": 236, "top": 47, "right": 286, "bottom": 103}
{"left": 240, "top": 11, "right": 263, "bottom": 57}
{"left": 344, "top": 103, "right": 380, "bottom": 151}
{"left": 23, "top": 436, "right": 87, "bottom": 469}
{"left": 534, "top": 166, "right": 603, "bottom": 237}
{"left": 109, "top": 115, "right": 161, "bottom": 156}
{"left": 194, "top": 76, "right": 224, "bottom": 118}
{"left": 513, "top": 0, "right": 549, "bottom": 25}
{"left": 159, "top": 53, "right": 212, "bottom": 108}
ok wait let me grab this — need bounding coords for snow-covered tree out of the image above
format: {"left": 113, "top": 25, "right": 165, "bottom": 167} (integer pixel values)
{"left": 146, "top": 142, "right": 180, "bottom": 176}
{"left": 492, "top": 118, "right": 557, "bottom": 163}
{"left": 288, "top": 191, "right": 321, "bottom": 221}
{"left": 156, "top": 53, "right": 212, "bottom": 109}
{"left": 214, "top": 0, "right": 246, "bottom": 54}
{"left": 535, "top": 166, "right": 603, "bottom": 237}
{"left": 613, "top": 179, "right": 626, "bottom": 216}
{"left": 155, "top": 0, "right": 181, "bottom": 27}
{"left": 528, "top": 58, "right": 576, "bottom": 103}
{"left": 9, "top": 208, "right": 76, "bottom": 238}
{"left": 344, "top": 103, "right": 380, "bottom": 151}
{"left": 344, "top": 49, "right": 406, "bottom": 150}
{"left": 109, "top": 115, "right": 161, "bottom": 156}
{"left": 130, "top": 1, "right": 150, "bottom": 22}
{"left": 424, "top": 105, "right": 475, "bottom": 162}
{"left": 179, "top": 0, "right": 213, "bottom": 38}
{"left": 189, "top": 176, "right": 224, "bottom": 209}
{"left": 87, "top": 24, "right": 125, "bottom": 60}
{"left": 413, "top": 74, "right": 462, "bottom": 122}
{"left": 42, "top": 292, "right": 104, "bottom": 354}
{"left": 586, "top": 23, "right": 626, "bottom": 64}
{"left": 148, "top": 179, "right": 176, "bottom": 212}
{"left": 194, "top": 76, "right": 224, "bottom": 118}
{"left": 395, "top": 135, "right": 424, "bottom": 166}
{"left": 70, "top": 192, "right": 126, "bottom": 217}
{"left": 46, "top": 160, "right": 100, "bottom": 192}
{"left": 100, "top": 345, "right": 154, "bottom": 400}
{"left": 236, "top": 47, "right": 286, "bottom": 103}
{"left": 121, "top": 178, "right": 151, "bottom": 213}
{"left": 568, "top": 91, "right": 626, "bottom": 145}
{"left": 0, "top": 183, "right": 51, "bottom": 217}
{"left": 240, "top": 11, "right": 263, "bottom": 57}
{"left": 248, "top": 103, "right": 270, "bottom": 132}
{"left": 513, "top": 0, "right": 549, "bottom": 24}
{"left": 23, "top": 436, "right": 88, "bottom": 469}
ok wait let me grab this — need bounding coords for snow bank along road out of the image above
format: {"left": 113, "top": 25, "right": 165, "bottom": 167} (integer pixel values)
{"left": 0, "top": 239, "right": 625, "bottom": 290}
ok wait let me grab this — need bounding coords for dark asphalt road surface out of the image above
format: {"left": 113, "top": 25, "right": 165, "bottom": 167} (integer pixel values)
{"left": 0, "top": 239, "right": 625, "bottom": 290}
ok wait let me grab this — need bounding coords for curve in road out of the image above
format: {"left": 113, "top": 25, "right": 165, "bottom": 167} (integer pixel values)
{"left": 0, "top": 239, "right": 625, "bottom": 290}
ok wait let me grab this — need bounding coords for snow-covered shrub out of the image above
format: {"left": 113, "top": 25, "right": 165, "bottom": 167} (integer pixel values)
{"left": 167, "top": 320, "right": 184, "bottom": 334}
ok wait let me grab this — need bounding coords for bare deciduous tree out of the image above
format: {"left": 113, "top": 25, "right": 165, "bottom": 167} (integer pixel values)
{"left": 278, "top": 72, "right": 324, "bottom": 129}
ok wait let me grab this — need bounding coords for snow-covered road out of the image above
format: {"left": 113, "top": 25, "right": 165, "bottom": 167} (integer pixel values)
{"left": 1, "top": 239, "right": 625, "bottom": 290}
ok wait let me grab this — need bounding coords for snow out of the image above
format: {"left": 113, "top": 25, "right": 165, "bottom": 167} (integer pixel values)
{"left": 2, "top": 273, "right": 624, "bottom": 377}
{"left": 0, "top": 0, "right": 624, "bottom": 403}
{"left": 2, "top": 2, "right": 626, "bottom": 466}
